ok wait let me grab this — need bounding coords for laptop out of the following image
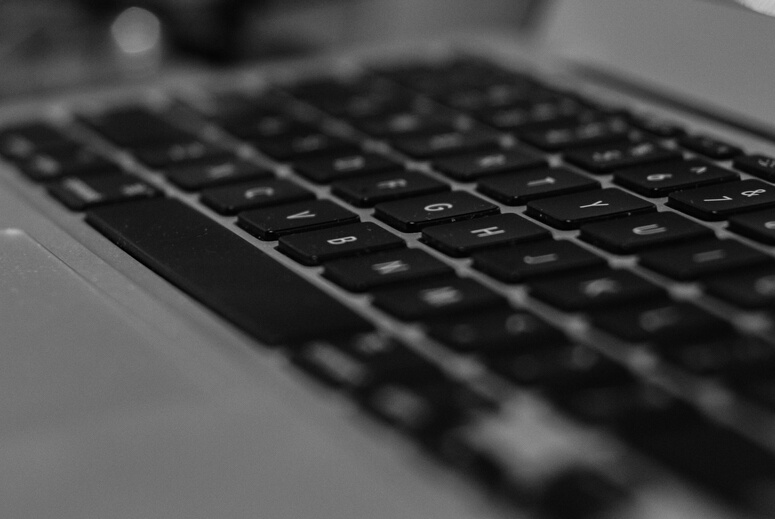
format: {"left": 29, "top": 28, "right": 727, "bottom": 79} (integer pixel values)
{"left": 3, "top": 0, "right": 775, "bottom": 517}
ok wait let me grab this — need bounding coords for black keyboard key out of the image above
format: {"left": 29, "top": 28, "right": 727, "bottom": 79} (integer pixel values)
{"left": 620, "top": 407, "right": 775, "bottom": 514}
{"left": 590, "top": 300, "right": 733, "bottom": 345}
{"left": 372, "top": 277, "right": 505, "bottom": 321}
{"left": 238, "top": 199, "right": 359, "bottom": 240}
{"left": 18, "top": 147, "right": 121, "bottom": 181}
{"left": 477, "top": 166, "right": 599, "bottom": 206}
{"left": 253, "top": 132, "right": 359, "bottom": 161}
{"left": 0, "top": 123, "right": 72, "bottom": 161}
{"left": 225, "top": 115, "right": 314, "bottom": 141}
{"left": 291, "top": 334, "right": 438, "bottom": 389}
{"left": 441, "top": 84, "right": 538, "bottom": 111}
{"left": 331, "top": 170, "right": 449, "bottom": 207}
{"left": 358, "top": 377, "right": 487, "bottom": 446}
{"left": 729, "top": 208, "right": 775, "bottom": 244}
{"left": 49, "top": 174, "right": 161, "bottom": 210}
{"left": 564, "top": 140, "right": 681, "bottom": 174}
{"left": 166, "top": 158, "right": 273, "bottom": 191}
{"left": 525, "top": 188, "right": 655, "bottom": 230}
{"left": 320, "top": 90, "right": 418, "bottom": 121}
{"left": 197, "top": 92, "right": 289, "bottom": 125}
{"left": 427, "top": 308, "right": 567, "bottom": 354}
{"left": 293, "top": 152, "right": 403, "bottom": 184}
{"left": 584, "top": 102, "right": 632, "bottom": 119}
{"left": 727, "top": 365, "right": 775, "bottom": 410}
{"left": 133, "top": 141, "right": 232, "bottom": 169}
{"left": 613, "top": 159, "right": 738, "bottom": 197}
{"left": 204, "top": 92, "right": 289, "bottom": 117}
{"left": 678, "top": 134, "right": 742, "bottom": 159}
{"left": 495, "top": 114, "right": 593, "bottom": 139}
{"left": 734, "top": 154, "right": 775, "bottom": 181}
{"left": 639, "top": 238, "right": 771, "bottom": 280}
{"left": 664, "top": 335, "right": 775, "bottom": 375}
{"left": 667, "top": 179, "right": 775, "bottom": 220}
{"left": 529, "top": 268, "right": 665, "bottom": 312}
{"left": 299, "top": 82, "right": 403, "bottom": 114}
{"left": 86, "top": 199, "right": 372, "bottom": 344}
{"left": 437, "top": 76, "right": 528, "bottom": 102}
{"left": 433, "top": 148, "right": 546, "bottom": 181}
{"left": 520, "top": 119, "right": 629, "bottom": 151}
{"left": 704, "top": 266, "right": 775, "bottom": 309}
{"left": 201, "top": 178, "right": 314, "bottom": 215}
{"left": 579, "top": 211, "right": 714, "bottom": 254}
{"left": 629, "top": 115, "right": 685, "bottom": 138}
{"left": 379, "top": 61, "right": 501, "bottom": 93}
{"left": 289, "top": 77, "right": 372, "bottom": 103}
{"left": 598, "top": 387, "right": 775, "bottom": 514}
{"left": 549, "top": 379, "right": 659, "bottom": 426}
{"left": 278, "top": 222, "right": 405, "bottom": 265}
{"left": 83, "top": 107, "right": 195, "bottom": 147}
{"left": 557, "top": 382, "right": 775, "bottom": 515}
{"left": 355, "top": 112, "right": 459, "bottom": 137}
{"left": 473, "top": 240, "right": 606, "bottom": 283}
{"left": 421, "top": 213, "right": 550, "bottom": 257}
{"left": 323, "top": 248, "right": 453, "bottom": 292}
{"left": 390, "top": 130, "right": 501, "bottom": 159}
{"left": 374, "top": 191, "right": 499, "bottom": 232}
{"left": 538, "top": 469, "right": 631, "bottom": 519}
{"left": 475, "top": 98, "right": 584, "bottom": 131}
{"left": 490, "top": 343, "right": 629, "bottom": 390}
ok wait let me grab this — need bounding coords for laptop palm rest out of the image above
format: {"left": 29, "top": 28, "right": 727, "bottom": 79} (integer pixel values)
{"left": 0, "top": 228, "right": 469, "bottom": 519}
{"left": 0, "top": 228, "right": 202, "bottom": 435}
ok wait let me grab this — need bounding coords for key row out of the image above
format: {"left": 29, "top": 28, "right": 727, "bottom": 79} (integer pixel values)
{"left": 260, "top": 206, "right": 775, "bottom": 316}
{"left": 7, "top": 131, "right": 771, "bottom": 313}
{"left": 2, "top": 91, "right": 774, "bottom": 289}
{"left": 4, "top": 125, "right": 773, "bottom": 302}
{"left": 17, "top": 141, "right": 775, "bottom": 248}
{"left": 6, "top": 102, "right": 775, "bottom": 215}
{"left": 237, "top": 193, "right": 775, "bottom": 316}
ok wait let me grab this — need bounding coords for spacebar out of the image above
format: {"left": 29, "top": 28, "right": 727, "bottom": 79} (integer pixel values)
{"left": 85, "top": 199, "right": 373, "bottom": 345}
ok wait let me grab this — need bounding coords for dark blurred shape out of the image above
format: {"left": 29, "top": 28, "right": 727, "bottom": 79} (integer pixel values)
{"left": 539, "top": 468, "right": 630, "bottom": 519}
{"left": 80, "top": 0, "right": 261, "bottom": 63}
{"left": 0, "top": 0, "right": 281, "bottom": 96}
{"left": 0, "top": 0, "right": 531, "bottom": 96}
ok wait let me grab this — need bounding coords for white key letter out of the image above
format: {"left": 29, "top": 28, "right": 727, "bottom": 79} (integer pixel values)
{"left": 424, "top": 203, "right": 453, "bottom": 212}
{"left": 470, "top": 227, "right": 505, "bottom": 238}
{"left": 372, "top": 260, "right": 409, "bottom": 275}
{"left": 327, "top": 236, "right": 357, "bottom": 245}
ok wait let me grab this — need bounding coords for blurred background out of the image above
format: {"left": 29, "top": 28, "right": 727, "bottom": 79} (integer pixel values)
{"left": 0, "top": 0, "right": 535, "bottom": 97}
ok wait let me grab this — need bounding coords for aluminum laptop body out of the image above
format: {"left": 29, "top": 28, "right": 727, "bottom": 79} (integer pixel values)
{"left": 3, "top": 1, "right": 775, "bottom": 518}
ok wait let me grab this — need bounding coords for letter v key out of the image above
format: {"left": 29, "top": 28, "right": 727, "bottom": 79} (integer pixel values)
{"left": 238, "top": 200, "right": 358, "bottom": 240}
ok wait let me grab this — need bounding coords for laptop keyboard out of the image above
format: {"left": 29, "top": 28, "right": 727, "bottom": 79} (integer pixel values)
{"left": 5, "top": 55, "right": 775, "bottom": 516}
